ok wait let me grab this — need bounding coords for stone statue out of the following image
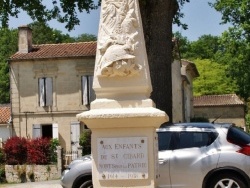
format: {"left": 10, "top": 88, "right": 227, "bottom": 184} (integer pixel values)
{"left": 96, "top": 0, "right": 142, "bottom": 77}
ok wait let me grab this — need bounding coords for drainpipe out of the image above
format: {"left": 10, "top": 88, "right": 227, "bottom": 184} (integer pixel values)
{"left": 24, "top": 111, "right": 34, "bottom": 138}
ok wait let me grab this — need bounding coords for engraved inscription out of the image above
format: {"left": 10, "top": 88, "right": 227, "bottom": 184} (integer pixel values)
{"left": 98, "top": 137, "right": 148, "bottom": 180}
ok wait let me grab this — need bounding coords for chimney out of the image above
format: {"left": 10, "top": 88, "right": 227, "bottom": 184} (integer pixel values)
{"left": 18, "top": 25, "right": 32, "bottom": 53}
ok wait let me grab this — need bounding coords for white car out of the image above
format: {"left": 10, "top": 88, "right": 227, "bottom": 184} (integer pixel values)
{"left": 61, "top": 123, "right": 250, "bottom": 188}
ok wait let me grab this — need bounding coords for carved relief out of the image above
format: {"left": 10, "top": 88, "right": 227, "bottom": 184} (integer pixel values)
{"left": 96, "top": 0, "right": 142, "bottom": 77}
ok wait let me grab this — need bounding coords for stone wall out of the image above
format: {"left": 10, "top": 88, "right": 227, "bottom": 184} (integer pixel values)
{"left": 5, "top": 146, "right": 63, "bottom": 183}
{"left": 5, "top": 164, "right": 60, "bottom": 183}
{"left": 194, "top": 105, "right": 245, "bottom": 128}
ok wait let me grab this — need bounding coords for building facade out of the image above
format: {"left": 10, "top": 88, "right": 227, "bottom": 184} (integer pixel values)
{"left": 9, "top": 26, "right": 96, "bottom": 150}
{"left": 193, "top": 94, "right": 245, "bottom": 129}
{"left": 172, "top": 59, "right": 199, "bottom": 123}
{"left": 9, "top": 26, "right": 200, "bottom": 150}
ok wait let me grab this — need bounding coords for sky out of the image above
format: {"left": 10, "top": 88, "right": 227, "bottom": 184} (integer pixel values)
{"left": 8, "top": 0, "right": 230, "bottom": 41}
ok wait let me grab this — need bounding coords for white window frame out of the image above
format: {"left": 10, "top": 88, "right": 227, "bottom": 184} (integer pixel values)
{"left": 39, "top": 77, "right": 53, "bottom": 107}
{"left": 33, "top": 124, "right": 58, "bottom": 139}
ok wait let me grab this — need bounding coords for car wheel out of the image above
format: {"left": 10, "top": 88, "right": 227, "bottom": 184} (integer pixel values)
{"left": 209, "top": 173, "right": 246, "bottom": 188}
{"left": 79, "top": 179, "right": 93, "bottom": 188}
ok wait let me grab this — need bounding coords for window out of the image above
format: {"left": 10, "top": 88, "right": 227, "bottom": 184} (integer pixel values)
{"left": 82, "top": 75, "right": 95, "bottom": 105}
{"left": 33, "top": 124, "right": 58, "bottom": 139}
{"left": 158, "top": 131, "right": 218, "bottom": 151}
{"left": 178, "top": 132, "right": 217, "bottom": 149}
{"left": 158, "top": 132, "right": 173, "bottom": 151}
{"left": 39, "top": 77, "right": 53, "bottom": 107}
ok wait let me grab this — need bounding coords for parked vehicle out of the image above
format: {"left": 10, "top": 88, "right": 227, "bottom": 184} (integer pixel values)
{"left": 61, "top": 123, "right": 250, "bottom": 188}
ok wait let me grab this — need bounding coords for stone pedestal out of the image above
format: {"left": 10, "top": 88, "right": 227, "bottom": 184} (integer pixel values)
{"left": 77, "top": 107, "right": 167, "bottom": 187}
{"left": 77, "top": 0, "right": 168, "bottom": 187}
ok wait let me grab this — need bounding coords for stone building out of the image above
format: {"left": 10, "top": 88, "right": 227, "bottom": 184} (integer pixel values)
{"left": 0, "top": 104, "right": 11, "bottom": 145}
{"left": 9, "top": 26, "right": 96, "bottom": 150}
{"left": 193, "top": 94, "right": 245, "bottom": 129}
{"left": 172, "top": 59, "right": 199, "bottom": 123}
{"left": 8, "top": 26, "right": 199, "bottom": 150}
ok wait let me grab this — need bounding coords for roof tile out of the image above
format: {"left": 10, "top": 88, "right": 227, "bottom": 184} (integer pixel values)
{"left": 0, "top": 104, "right": 10, "bottom": 124}
{"left": 193, "top": 94, "right": 244, "bottom": 107}
{"left": 10, "top": 41, "right": 97, "bottom": 60}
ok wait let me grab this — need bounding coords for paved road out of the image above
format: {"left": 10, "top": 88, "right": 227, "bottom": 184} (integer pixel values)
{"left": 0, "top": 180, "right": 62, "bottom": 188}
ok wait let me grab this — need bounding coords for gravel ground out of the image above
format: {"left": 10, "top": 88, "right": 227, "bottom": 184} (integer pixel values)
{"left": 0, "top": 180, "right": 62, "bottom": 188}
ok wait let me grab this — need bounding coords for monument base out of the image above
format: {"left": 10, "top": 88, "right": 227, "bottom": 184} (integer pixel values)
{"left": 77, "top": 107, "right": 168, "bottom": 188}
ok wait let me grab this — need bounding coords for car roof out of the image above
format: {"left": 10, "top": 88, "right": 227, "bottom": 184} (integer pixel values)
{"left": 157, "top": 122, "right": 233, "bottom": 132}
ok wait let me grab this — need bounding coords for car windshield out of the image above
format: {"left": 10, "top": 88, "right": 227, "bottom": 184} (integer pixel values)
{"left": 227, "top": 126, "right": 250, "bottom": 146}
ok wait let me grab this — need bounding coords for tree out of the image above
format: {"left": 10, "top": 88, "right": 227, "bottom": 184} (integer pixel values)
{"left": 29, "top": 22, "right": 75, "bottom": 44}
{"left": 0, "top": 0, "right": 190, "bottom": 123}
{"left": 173, "top": 31, "right": 191, "bottom": 60}
{"left": 75, "top": 33, "right": 97, "bottom": 42}
{"left": 139, "top": 1, "right": 181, "bottom": 122}
{"left": 211, "top": 1, "right": 250, "bottom": 101}
{"left": 173, "top": 33, "right": 220, "bottom": 60}
{"left": 187, "top": 35, "right": 220, "bottom": 60}
{"left": 193, "top": 59, "right": 236, "bottom": 96}
{"left": 0, "top": 28, "right": 18, "bottom": 103}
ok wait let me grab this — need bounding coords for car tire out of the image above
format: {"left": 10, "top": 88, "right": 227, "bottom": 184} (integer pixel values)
{"left": 209, "top": 173, "right": 246, "bottom": 188}
{"left": 79, "top": 179, "right": 93, "bottom": 188}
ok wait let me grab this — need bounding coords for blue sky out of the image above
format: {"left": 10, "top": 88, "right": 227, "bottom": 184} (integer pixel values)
{"left": 8, "top": 0, "right": 229, "bottom": 41}
{"left": 173, "top": 0, "right": 230, "bottom": 41}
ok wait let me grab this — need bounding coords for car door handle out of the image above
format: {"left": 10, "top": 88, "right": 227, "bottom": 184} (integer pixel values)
{"left": 159, "top": 158, "right": 168, "bottom": 164}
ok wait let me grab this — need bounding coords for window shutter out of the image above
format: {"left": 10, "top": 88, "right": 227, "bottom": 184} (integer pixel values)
{"left": 82, "top": 76, "right": 88, "bottom": 105}
{"left": 52, "top": 123, "right": 59, "bottom": 139}
{"left": 88, "top": 76, "right": 96, "bottom": 103}
{"left": 33, "top": 124, "right": 41, "bottom": 138}
{"left": 39, "top": 78, "right": 45, "bottom": 107}
{"left": 45, "top": 77, "right": 53, "bottom": 106}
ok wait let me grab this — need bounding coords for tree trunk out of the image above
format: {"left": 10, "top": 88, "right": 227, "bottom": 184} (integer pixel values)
{"left": 139, "top": 0, "right": 178, "bottom": 123}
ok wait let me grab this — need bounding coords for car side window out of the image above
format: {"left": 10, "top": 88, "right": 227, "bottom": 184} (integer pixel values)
{"left": 158, "top": 131, "right": 218, "bottom": 151}
{"left": 158, "top": 132, "right": 173, "bottom": 151}
{"left": 178, "top": 132, "right": 217, "bottom": 149}
{"left": 179, "top": 132, "right": 194, "bottom": 149}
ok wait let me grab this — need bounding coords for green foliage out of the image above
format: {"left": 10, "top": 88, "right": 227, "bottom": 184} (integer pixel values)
{"left": 79, "top": 129, "right": 91, "bottom": 156}
{"left": 0, "top": 165, "right": 6, "bottom": 183}
{"left": 187, "top": 35, "right": 220, "bottom": 59}
{"left": 50, "top": 138, "right": 59, "bottom": 163}
{"left": 173, "top": 31, "right": 191, "bottom": 59}
{"left": 210, "top": 0, "right": 250, "bottom": 40}
{"left": 193, "top": 59, "right": 237, "bottom": 96}
{"left": 0, "top": 0, "right": 190, "bottom": 32}
{"left": 211, "top": 1, "right": 250, "bottom": 102}
{"left": 29, "top": 22, "right": 75, "bottom": 44}
{"left": 173, "top": 0, "right": 191, "bottom": 30}
{"left": 0, "top": 28, "right": 18, "bottom": 103}
{"left": 0, "top": 148, "right": 5, "bottom": 164}
{"left": 75, "top": 33, "right": 97, "bottom": 42}
{"left": 174, "top": 32, "right": 220, "bottom": 60}
{"left": 0, "top": 1, "right": 99, "bottom": 31}
{"left": 214, "top": 30, "right": 250, "bottom": 102}
{"left": 246, "top": 114, "right": 250, "bottom": 132}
